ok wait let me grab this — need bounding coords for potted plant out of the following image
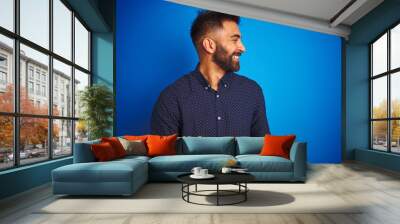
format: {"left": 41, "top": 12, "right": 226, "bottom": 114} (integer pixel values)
{"left": 79, "top": 84, "right": 114, "bottom": 140}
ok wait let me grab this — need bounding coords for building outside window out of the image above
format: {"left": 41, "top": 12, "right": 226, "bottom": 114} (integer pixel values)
{"left": 0, "top": 54, "right": 7, "bottom": 89}
{"left": 0, "top": 0, "right": 91, "bottom": 170}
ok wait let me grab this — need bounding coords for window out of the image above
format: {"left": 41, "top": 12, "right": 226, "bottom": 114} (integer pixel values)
{"left": 28, "top": 81, "right": 34, "bottom": 94}
{"left": 0, "top": 71, "right": 6, "bottom": 85}
{"left": 28, "top": 67, "right": 34, "bottom": 80}
{"left": 0, "top": 55, "right": 7, "bottom": 67}
{"left": 35, "top": 83, "right": 40, "bottom": 95}
{"left": 41, "top": 73, "right": 46, "bottom": 82}
{"left": 0, "top": 54, "right": 7, "bottom": 87}
{"left": 53, "top": 0, "right": 72, "bottom": 60}
{"left": 371, "top": 23, "right": 400, "bottom": 154}
{"left": 0, "top": 34, "right": 13, "bottom": 113}
{"left": 0, "top": 0, "right": 14, "bottom": 32}
{"left": 0, "top": 0, "right": 91, "bottom": 170}
{"left": 53, "top": 59, "right": 71, "bottom": 117}
{"left": 75, "top": 18, "right": 89, "bottom": 70}
{"left": 35, "top": 70, "right": 40, "bottom": 81}
{"left": 42, "top": 85, "right": 46, "bottom": 97}
{"left": 20, "top": 0, "right": 49, "bottom": 49}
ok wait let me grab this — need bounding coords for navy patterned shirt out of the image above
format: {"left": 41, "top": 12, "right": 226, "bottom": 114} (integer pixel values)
{"left": 151, "top": 67, "right": 270, "bottom": 137}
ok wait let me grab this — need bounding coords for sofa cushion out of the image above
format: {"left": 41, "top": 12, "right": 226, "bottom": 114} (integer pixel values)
{"left": 147, "top": 134, "right": 178, "bottom": 157}
{"left": 118, "top": 138, "right": 147, "bottom": 156}
{"left": 91, "top": 142, "right": 118, "bottom": 161}
{"left": 101, "top": 137, "right": 127, "bottom": 158}
{"left": 235, "top": 137, "right": 264, "bottom": 155}
{"left": 181, "top": 137, "right": 235, "bottom": 155}
{"left": 53, "top": 158, "right": 147, "bottom": 183}
{"left": 236, "top": 155, "right": 293, "bottom": 172}
{"left": 260, "top": 135, "right": 296, "bottom": 159}
{"left": 148, "top": 154, "right": 235, "bottom": 172}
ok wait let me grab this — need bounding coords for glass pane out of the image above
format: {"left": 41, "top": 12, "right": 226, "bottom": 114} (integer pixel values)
{"left": 75, "top": 120, "right": 88, "bottom": 143}
{"left": 372, "top": 121, "right": 388, "bottom": 151}
{"left": 20, "top": 44, "right": 49, "bottom": 115}
{"left": 392, "top": 72, "right": 400, "bottom": 118}
{"left": 20, "top": 117, "right": 49, "bottom": 165}
{"left": 0, "top": 34, "right": 14, "bottom": 112}
{"left": 74, "top": 69, "right": 89, "bottom": 118}
{"left": 20, "top": 0, "right": 49, "bottom": 49}
{"left": 372, "top": 33, "right": 387, "bottom": 76}
{"left": 372, "top": 77, "right": 387, "bottom": 119}
{"left": 0, "top": 0, "right": 14, "bottom": 31}
{"left": 53, "top": 59, "right": 72, "bottom": 117}
{"left": 74, "top": 17, "right": 89, "bottom": 70}
{"left": 53, "top": 0, "right": 72, "bottom": 60}
{"left": 0, "top": 116, "right": 14, "bottom": 170}
{"left": 391, "top": 120, "right": 400, "bottom": 153}
{"left": 53, "top": 119, "right": 72, "bottom": 157}
{"left": 391, "top": 24, "right": 400, "bottom": 70}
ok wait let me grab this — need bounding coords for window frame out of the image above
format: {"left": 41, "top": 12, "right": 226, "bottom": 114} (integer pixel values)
{"left": 0, "top": 0, "right": 92, "bottom": 171}
{"left": 370, "top": 20, "right": 400, "bottom": 154}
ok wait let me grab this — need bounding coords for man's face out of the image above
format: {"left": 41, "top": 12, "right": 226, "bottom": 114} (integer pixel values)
{"left": 212, "top": 20, "right": 246, "bottom": 73}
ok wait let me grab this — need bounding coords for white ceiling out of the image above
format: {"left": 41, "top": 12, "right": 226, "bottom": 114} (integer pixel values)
{"left": 168, "top": 0, "right": 384, "bottom": 39}
{"left": 227, "top": 0, "right": 352, "bottom": 22}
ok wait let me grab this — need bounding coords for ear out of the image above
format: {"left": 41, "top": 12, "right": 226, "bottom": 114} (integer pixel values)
{"left": 201, "top": 37, "right": 216, "bottom": 54}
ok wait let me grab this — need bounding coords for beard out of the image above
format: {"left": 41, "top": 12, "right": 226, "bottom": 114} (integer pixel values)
{"left": 212, "top": 44, "right": 241, "bottom": 73}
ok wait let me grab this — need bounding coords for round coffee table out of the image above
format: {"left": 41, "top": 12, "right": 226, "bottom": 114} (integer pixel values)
{"left": 177, "top": 173, "right": 255, "bottom": 206}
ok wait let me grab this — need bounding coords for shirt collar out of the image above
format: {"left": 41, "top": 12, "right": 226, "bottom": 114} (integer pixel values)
{"left": 193, "top": 64, "right": 234, "bottom": 90}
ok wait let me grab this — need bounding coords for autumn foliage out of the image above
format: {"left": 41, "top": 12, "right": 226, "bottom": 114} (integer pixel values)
{"left": 0, "top": 84, "right": 59, "bottom": 151}
{"left": 372, "top": 99, "right": 400, "bottom": 142}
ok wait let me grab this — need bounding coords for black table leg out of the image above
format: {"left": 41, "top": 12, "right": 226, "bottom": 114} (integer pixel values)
{"left": 187, "top": 184, "right": 190, "bottom": 202}
{"left": 217, "top": 184, "right": 219, "bottom": 206}
{"left": 245, "top": 183, "right": 247, "bottom": 201}
{"left": 195, "top": 184, "right": 197, "bottom": 192}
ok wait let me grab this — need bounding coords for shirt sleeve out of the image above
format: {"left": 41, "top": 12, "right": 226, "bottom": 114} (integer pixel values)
{"left": 151, "top": 87, "right": 181, "bottom": 136}
{"left": 251, "top": 85, "right": 270, "bottom": 136}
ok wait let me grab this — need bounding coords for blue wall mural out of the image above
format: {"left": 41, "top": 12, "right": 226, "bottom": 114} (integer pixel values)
{"left": 116, "top": 0, "right": 342, "bottom": 163}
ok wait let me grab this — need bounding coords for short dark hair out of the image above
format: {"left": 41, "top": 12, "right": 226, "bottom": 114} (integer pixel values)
{"left": 190, "top": 10, "right": 240, "bottom": 48}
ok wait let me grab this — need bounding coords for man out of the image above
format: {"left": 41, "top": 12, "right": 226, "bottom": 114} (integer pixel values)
{"left": 151, "top": 10, "right": 270, "bottom": 137}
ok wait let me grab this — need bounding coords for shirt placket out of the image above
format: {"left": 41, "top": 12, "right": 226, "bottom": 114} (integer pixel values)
{"left": 215, "top": 83, "right": 228, "bottom": 136}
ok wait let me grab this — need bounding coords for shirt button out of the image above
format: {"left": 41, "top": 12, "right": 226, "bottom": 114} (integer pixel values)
{"left": 217, "top": 116, "right": 221, "bottom": 120}
{"left": 216, "top": 94, "right": 220, "bottom": 98}
{"left": 204, "top": 86, "right": 208, "bottom": 90}
{"left": 224, "top": 84, "right": 228, "bottom": 88}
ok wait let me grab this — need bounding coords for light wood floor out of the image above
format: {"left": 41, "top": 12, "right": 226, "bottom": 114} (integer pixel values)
{"left": 1, "top": 162, "right": 400, "bottom": 224}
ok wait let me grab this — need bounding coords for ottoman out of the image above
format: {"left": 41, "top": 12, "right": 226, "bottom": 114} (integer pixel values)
{"left": 52, "top": 157, "right": 148, "bottom": 196}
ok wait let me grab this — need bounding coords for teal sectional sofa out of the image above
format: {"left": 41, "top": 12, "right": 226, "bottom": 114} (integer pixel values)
{"left": 52, "top": 137, "right": 307, "bottom": 196}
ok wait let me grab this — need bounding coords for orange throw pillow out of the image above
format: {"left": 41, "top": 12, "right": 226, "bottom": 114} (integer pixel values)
{"left": 146, "top": 134, "right": 177, "bottom": 157}
{"left": 124, "top": 135, "right": 148, "bottom": 141}
{"left": 260, "top": 135, "right": 296, "bottom": 159}
{"left": 101, "top": 137, "right": 127, "bottom": 158}
{"left": 91, "top": 142, "right": 117, "bottom": 161}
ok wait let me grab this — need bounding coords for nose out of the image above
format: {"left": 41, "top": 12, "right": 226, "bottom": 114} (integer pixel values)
{"left": 238, "top": 39, "right": 246, "bottom": 53}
